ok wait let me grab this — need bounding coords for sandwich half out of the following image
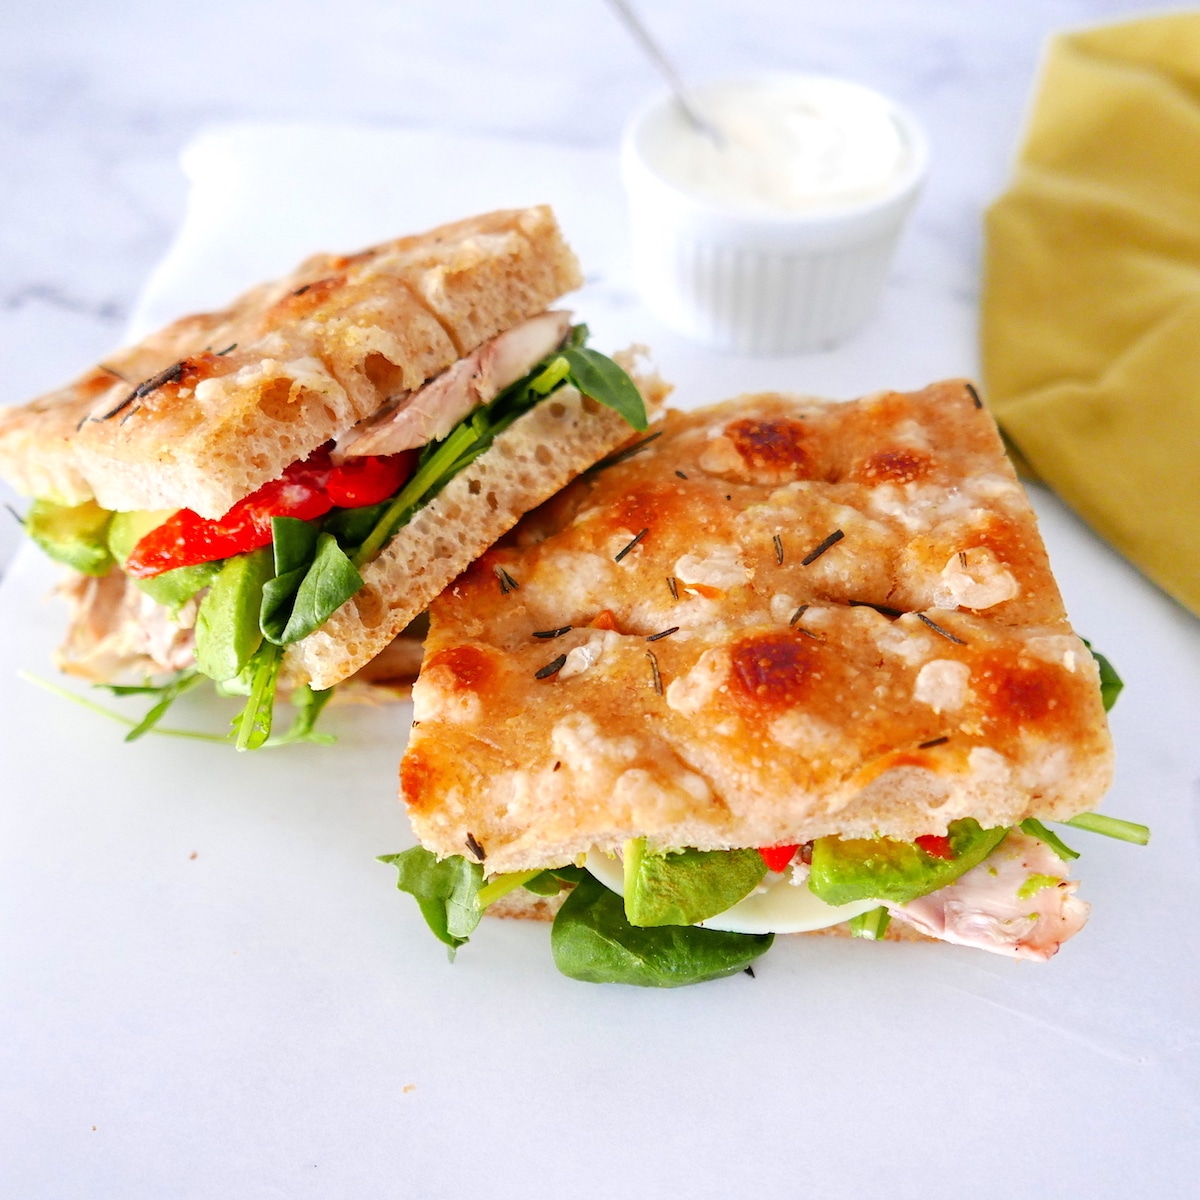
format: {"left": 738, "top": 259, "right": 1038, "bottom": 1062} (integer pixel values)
{"left": 0, "top": 206, "right": 666, "bottom": 746}
{"left": 384, "top": 382, "right": 1144, "bottom": 986}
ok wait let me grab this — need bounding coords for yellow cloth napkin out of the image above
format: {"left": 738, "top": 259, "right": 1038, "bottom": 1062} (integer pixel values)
{"left": 981, "top": 11, "right": 1200, "bottom": 616}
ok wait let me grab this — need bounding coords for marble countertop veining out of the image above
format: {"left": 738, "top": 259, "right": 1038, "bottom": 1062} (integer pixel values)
{"left": 0, "top": 0, "right": 1157, "bottom": 568}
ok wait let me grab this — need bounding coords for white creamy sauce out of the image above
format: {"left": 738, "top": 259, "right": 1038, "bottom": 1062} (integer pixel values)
{"left": 642, "top": 77, "right": 910, "bottom": 216}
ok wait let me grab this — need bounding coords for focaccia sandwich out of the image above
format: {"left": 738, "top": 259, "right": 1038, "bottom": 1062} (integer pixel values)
{"left": 383, "top": 382, "right": 1145, "bottom": 986}
{"left": 1, "top": 207, "right": 666, "bottom": 747}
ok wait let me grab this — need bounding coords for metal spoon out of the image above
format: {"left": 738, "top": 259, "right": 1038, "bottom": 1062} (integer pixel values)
{"left": 603, "top": 0, "right": 724, "bottom": 145}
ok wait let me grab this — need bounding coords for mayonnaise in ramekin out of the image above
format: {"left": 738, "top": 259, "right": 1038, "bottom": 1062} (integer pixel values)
{"left": 621, "top": 73, "right": 928, "bottom": 353}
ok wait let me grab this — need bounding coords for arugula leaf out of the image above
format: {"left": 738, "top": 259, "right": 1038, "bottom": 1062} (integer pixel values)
{"left": 552, "top": 874, "right": 773, "bottom": 987}
{"left": 560, "top": 346, "right": 648, "bottom": 431}
{"left": 808, "top": 819, "right": 1008, "bottom": 907}
{"left": 848, "top": 907, "right": 892, "bottom": 940}
{"left": 623, "top": 839, "right": 767, "bottom": 927}
{"left": 117, "top": 669, "right": 207, "bottom": 742}
{"left": 379, "top": 847, "right": 484, "bottom": 956}
{"left": 19, "top": 670, "right": 229, "bottom": 743}
{"left": 1019, "top": 817, "right": 1080, "bottom": 860}
{"left": 1062, "top": 811, "right": 1150, "bottom": 845}
{"left": 233, "top": 642, "right": 281, "bottom": 751}
{"left": 264, "top": 684, "right": 336, "bottom": 747}
{"left": 1080, "top": 639, "right": 1124, "bottom": 712}
{"left": 476, "top": 870, "right": 543, "bottom": 908}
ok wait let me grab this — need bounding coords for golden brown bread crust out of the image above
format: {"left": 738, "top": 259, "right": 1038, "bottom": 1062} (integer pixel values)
{"left": 285, "top": 368, "right": 670, "bottom": 691}
{"left": 0, "top": 208, "right": 582, "bottom": 518}
{"left": 402, "top": 383, "right": 1114, "bottom": 873}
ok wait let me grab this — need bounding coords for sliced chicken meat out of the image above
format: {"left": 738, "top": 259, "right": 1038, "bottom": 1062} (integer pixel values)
{"left": 337, "top": 310, "right": 573, "bottom": 459}
{"left": 889, "top": 829, "right": 1089, "bottom": 960}
{"left": 56, "top": 570, "right": 198, "bottom": 683}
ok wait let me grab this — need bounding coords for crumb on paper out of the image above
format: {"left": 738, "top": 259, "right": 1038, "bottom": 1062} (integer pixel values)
{"left": 403, "top": 1084, "right": 416, "bottom": 1094}
{"left": 189, "top": 851, "right": 198, "bottom": 860}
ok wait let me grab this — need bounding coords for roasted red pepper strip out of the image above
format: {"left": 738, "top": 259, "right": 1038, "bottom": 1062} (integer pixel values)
{"left": 124, "top": 448, "right": 413, "bottom": 578}
{"left": 915, "top": 834, "right": 955, "bottom": 861}
{"left": 325, "top": 451, "right": 417, "bottom": 508}
{"left": 758, "top": 844, "right": 800, "bottom": 873}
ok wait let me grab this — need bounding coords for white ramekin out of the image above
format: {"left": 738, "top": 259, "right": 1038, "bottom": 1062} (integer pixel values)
{"left": 620, "top": 74, "right": 929, "bottom": 355}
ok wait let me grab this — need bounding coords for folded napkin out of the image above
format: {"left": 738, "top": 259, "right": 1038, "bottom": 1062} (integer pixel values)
{"left": 981, "top": 12, "right": 1200, "bottom": 617}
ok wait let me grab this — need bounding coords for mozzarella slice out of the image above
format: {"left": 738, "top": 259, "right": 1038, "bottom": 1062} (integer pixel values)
{"left": 583, "top": 848, "right": 879, "bottom": 935}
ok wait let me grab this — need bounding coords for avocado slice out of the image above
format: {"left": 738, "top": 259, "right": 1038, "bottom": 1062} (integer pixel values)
{"left": 193, "top": 548, "right": 274, "bottom": 682}
{"left": 108, "top": 509, "right": 221, "bottom": 611}
{"left": 623, "top": 838, "right": 768, "bottom": 927}
{"left": 27, "top": 499, "right": 114, "bottom": 576}
{"left": 808, "top": 818, "right": 1008, "bottom": 908}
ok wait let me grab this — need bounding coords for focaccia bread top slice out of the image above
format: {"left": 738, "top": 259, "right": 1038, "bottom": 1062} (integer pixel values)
{"left": 402, "top": 382, "right": 1114, "bottom": 874}
{"left": 0, "top": 207, "right": 581, "bottom": 518}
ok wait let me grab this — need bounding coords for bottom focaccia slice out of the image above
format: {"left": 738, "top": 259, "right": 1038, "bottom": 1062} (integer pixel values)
{"left": 403, "top": 382, "right": 1113, "bottom": 878}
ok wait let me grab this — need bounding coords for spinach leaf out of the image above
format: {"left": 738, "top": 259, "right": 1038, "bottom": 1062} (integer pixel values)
{"left": 378, "top": 847, "right": 484, "bottom": 956}
{"left": 522, "top": 871, "right": 566, "bottom": 896}
{"left": 261, "top": 518, "right": 362, "bottom": 646}
{"left": 1080, "top": 638, "right": 1123, "bottom": 712}
{"left": 808, "top": 819, "right": 1008, "bottom": 907}
{"left": 194, "top": 548, "right": 273, "bottom": 682}
{"left": 551, "top": 874, "right": 773, "bottom": 987}
{"left": 623, "top": 840, "right": 767, "bottom": 927}
{"left": 560, "top": 346, "right": 648, "bottom": 431}
{"left": 233, "top": 641, "right": 281, "bottom": 751}
{"left": 323, "top": 500, "right": 390, "bottom": 548}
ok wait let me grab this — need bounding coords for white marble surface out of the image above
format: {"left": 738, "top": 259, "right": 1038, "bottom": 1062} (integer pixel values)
{"left": 0, "top": 0, "right": 1160, "bottom": 567}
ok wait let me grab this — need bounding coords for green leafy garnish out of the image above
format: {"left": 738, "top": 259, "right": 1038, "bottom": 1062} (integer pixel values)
{"left": 551, "top": 874, "right": 772, "bottom": 987}
{"left": 261, "top": 519, "right": 362, "bottom": 645}
{"left": 809, "top": 819, "right": 1008, "bottom": 907}
{"left": 476, "top": 870, "right": 543, "bottom": 908}
{"left": 523, "top": 871, "right": 568, "bottom": 896}
{"left": 848, "top": 907, "right": 892, "bottom": 940}
{"left": 265, "top": 683, "right": 336, "bottom": 747}
{"left": 1019, "top": 817, "right": 1080, "bottom": 860}
{"left": 378, "top": 848, "right": 484, "bottom": 957}
{"left": 1062, "top": 811, "right": 1150, "bottom": 845}
{"left": 1080, "top": 639, "right": 1123, "bottom": 711}
{"left": 622, "top": 839, "right": 767, "bottom": 927}
{"left": 559, "top": 345, "right": 648, "bottom": 431}
{"left": 18, "top": 671, "right": 229, "bottom": 743}
{"left": 233, "top": 642, "right": 281, "bottom": 751}
{"left": 98, "top": 668, "right": 208, "bottom": 742}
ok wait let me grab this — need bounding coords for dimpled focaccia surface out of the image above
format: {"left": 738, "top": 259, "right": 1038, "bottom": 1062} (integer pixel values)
{"left": 0, "top": 207, "right": 581, "bottom": 518}
{"left": 403, "top": 383, "right": 1114, "bottom": 874}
